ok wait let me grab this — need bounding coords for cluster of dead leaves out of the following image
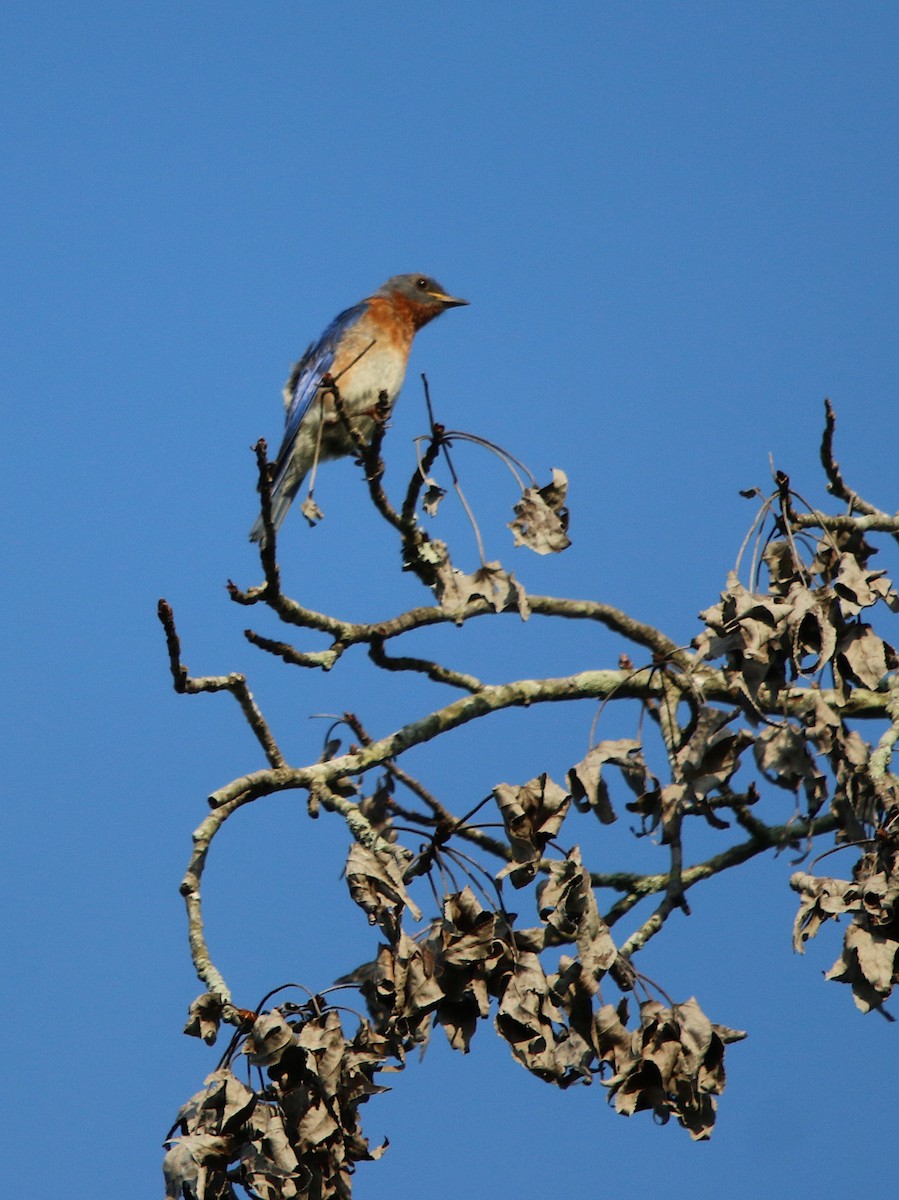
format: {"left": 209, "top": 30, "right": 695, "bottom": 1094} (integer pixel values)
{"left": 695, "top": 532, "right": 897, "bottom": 700}
{"left": 169, "top": 937, "right": 743, "bottom": 1200}
{"left": 694, "top": 531, "right": 899, "bottom": 824}
{"left": 346, "top": 877, "right": 741, "bottom": 1136}
{"left": 692, "top": 526, "right": 899, "bottom": 1013}
{"left": 166, "top": 1004, "right": 393, "bottom": 1200}
{"left": 565, "top": 723, "right": 750, "bottom": 842}
{"left": 166, "top": 735, "right": 761, "bottom": 1195}
{"left": 398, "top": 522, "right": 532, "bottom": 623}
{"left": 596, "top": 997, "right": 745, "bottom": 1139}
{"left": 402, "top": 470, "right": 570, "bottom": 621}
{"left": 792, "top": 834, "right": 899, "bottom": 1015}
{"left": 340, "top": 832, "right": 742, "bottom": 1135}
{"left": 341, "top": 834, "right": 627, "bottom": 1084}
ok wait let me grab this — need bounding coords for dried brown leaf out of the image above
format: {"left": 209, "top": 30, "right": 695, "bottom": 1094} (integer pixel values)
{"left": 183, "top": 992, "right": 225, "bottom": 1045}
{"left": 300, "top": 494, "right": 324, "bottom": 525}
{"left": 345, "top": 842, "right": 421, "bottom": 927}
{"left": 595, "top": 999, "right": 633, "bottom": 1067}
{"left": 762, "top": 540, "right": 802, "bottom": 594}
{"left": 509, "top": 469, "right": 571, "bottom": 555}
{"left": 834, "top": 553, "right": 899, "bottom": 617}
{"left": 297, "top": 1010, "right": 348, "bottom": 1102}
{"left": 359, "top": 932, "right": 443, "bottom": 1049}
{"left": 297, "top": 1098, "right": 340, "bottom": 1149}
{"left": 431, "top": 555, "right": 530, "bottom": 620}
{"left": 600, "top": 998, "right": 742, "bottom": 1140}
{"left": 847, "top": 923, "right": 899, "bottom": 994}
{"left": 826, "top": 922, "right": 899, "bottom": 1011}
{"left": 425, "top": 889, "right": 517, "bottom": 1051}
{"left": 432, "top": 558, "right": 470, "bottom": 618}
{"left": 837, "top": 623, "right": 896, "bottom": 690}
{"left": 494, "top": 774, "right": 570, "bottom": 887}
{"left": 784, "top": 583, "right": 838, "bottom": 674}
{"left": 163, "top": 1133, "right": 231, "bottom": 1200}
{"left": 241, "top": 1103, "right": 301, "bottom": 1198}
{"left": 859, "top": 871, "right": 899, "bottom": 926}
{"left": 422, "top": 478, "right": 446, "bottom": 516}
{"left": 791, "top": 871, "right": 859, "bottom": 951}
{"left": 172, "top": 1068, "right": 258, "bottom": 1148}
{"left": 754, "top": 723, "right": 827, "bottom": 812}
{"left": 537, "top": 848, "right": 618, "bottom": 992}
{"left": 677, "top": 710, "right": 753, "bottom": 798}
{"left": 800, "top": 692, "right": 844, "bottom": 755}
{"left": 494, "top": 950, "right": 590, "bottom": 1083}
{"left": 672, "top": 997, "right": 714, "bottom": 1076}
{"left": 466, "top": 561, "right": 531, "bottom": 618}
{"left": 568, "top": 738, "right": 651, "bottom": 823}
{"left": 696, "top": 572, "right": 792, "bottom": 694}
{"left": 243, "top": 1010, "right": 299, "bottom": 1067}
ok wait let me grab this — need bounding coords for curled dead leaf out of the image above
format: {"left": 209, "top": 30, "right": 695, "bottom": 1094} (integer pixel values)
{"left": 183, "top": 992, "right": 225, "bottom": 1045}
{"left": 599, "top": 997, "right": 744, "bottom": 1140}
{"left": 826, "top": 922, "right": 899, "bottom": 1013}
{"left": 243, "top": 1010, "right": 299, "bottom": 1067}
{"left": 422, "top": 478, "right": 446, "bottom": 516}
{"left": 791, "top": 870, "right": 860, "bottom": 951}
{"left": 494, "top": 774, "right": 570, "bottom": 887}
{"left": 345, "top": 842, "right": 421, "bottom": 928}
{"left": 300, "top": 494, "right": 325, "bottom": 525}
{"left": 509, "top": 468, "right": 571, "bottom": 555}
{"left": 568, "top": 738, "right": 652, "bottom": 824}
{"left": 537, "top": 848, "right": 619, "bottom": 992}
{"left": 754, "top": 723, "right": 827, "bottom": 812}
{"left": 837, "top": 623, "right": 896, "bottom": 690}
{"left": 163, "top": 1133, "right": 232, "bottom": 1200}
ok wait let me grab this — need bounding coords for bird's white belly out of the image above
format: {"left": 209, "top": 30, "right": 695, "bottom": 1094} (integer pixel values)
{"left": 341, "top": 344, "right": 408, "bottom": 408}
{"left": 313, "top": 345, "right": 408, "bottom": 459}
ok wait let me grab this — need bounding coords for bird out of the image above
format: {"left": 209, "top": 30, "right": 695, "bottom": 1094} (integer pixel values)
{"left": 249, "top": 273, "right": 468, "bottom": 544}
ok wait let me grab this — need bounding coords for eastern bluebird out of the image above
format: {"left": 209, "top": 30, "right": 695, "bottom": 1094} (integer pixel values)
{"left": 249, "top": 273, "right": 468, "bottom": 543}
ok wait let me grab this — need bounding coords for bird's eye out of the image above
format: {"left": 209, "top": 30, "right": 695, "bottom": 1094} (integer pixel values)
{"left": 416, "top": 277, "right": 429, "bottom": 290}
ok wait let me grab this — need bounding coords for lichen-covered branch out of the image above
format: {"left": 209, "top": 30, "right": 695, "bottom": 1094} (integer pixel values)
{"left": 612, "top": 811, "right": 841, "bottom": 954}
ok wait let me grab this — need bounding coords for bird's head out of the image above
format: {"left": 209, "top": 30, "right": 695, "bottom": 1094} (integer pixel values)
{"left": 377, "top": 274, "right": 469, "bottom": 325}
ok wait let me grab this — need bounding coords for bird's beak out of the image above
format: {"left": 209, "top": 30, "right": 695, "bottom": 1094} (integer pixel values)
{"left": 429, "top": 291, "right": 469, "bottom": 308}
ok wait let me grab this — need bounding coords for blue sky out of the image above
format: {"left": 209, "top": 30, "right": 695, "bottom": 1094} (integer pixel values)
{"left": 3, "top": 3, "right": 898, "bottom": 1196}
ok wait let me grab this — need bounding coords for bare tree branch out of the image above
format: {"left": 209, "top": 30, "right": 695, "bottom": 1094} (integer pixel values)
{"left": 157, "top": 598, "right": 285, "bottom": 769}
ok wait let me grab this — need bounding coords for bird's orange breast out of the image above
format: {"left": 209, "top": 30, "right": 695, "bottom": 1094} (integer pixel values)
{"left": 365, "top": 295, "right": 417, "bottom": 349}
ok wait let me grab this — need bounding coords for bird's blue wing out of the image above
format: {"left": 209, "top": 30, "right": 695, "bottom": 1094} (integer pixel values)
{"left": 275, "top": 300, "right": 369, "bottom": 471}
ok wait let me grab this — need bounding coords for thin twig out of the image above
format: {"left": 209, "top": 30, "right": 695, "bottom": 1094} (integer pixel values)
{"left": 403, "top": 424, "right": 445, "bottom": 525}
{"left": 611, "top": 811, "right": 840, "bottom": 950}
{"left": 244, "top": 629, "right": 343, "bottom": 671}
{"left": 421, "top": 375, "right": 487, "bottom": 564}
{"left": 819, "top": 398, "right": 899, "bottom": 546}
{"left": 253, "top": 438, "right": 281, "bottom": 581}
{"left": 157, "top": 599, "right": 285, "bottom": 768}
{"left": 326, "top": 377, "right": 402, "bottom": 531}
{"left": 368, "top": 636, "right": 484, "bottom": 692}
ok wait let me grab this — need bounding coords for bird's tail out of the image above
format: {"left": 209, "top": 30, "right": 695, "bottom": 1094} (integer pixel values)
{"left": 248, "top": 473, "right": 303, "bottom": 545}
